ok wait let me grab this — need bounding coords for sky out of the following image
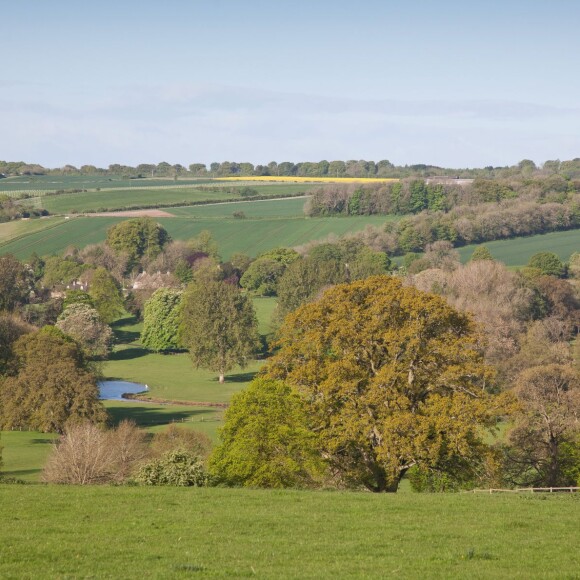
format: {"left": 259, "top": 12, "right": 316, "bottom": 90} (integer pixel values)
{"left": 2, "top": 0, "right": 580, "bottom": 168}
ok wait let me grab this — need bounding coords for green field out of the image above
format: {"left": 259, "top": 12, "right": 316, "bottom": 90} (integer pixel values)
{"left": 0, "top": 213, "right": 391, "bottom": 260}
{"left": 166, "top": 196, "right": 308, "bottom": 218}
{"left": 0, "top": 216, "right": 67, "bottom": 244}
{"left": 0, "top": 175, "right": 215, "bottom": 193}
{"left": 104, "top": 348, "right": 262, "bottom": 405}
{"left": 0, "top": 485, "right": 578, "bottom": 578}
{"left": 0, "top": 431, "right": 57, "bottom": 481}
{"left": 458, "top": 229, "right": 580, "bottom": 265}
{"left": 38, "top": 184, "right": 314, "bottom": 214}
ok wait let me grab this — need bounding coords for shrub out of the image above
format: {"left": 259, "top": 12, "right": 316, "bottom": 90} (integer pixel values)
{"left": 43, "top": 421, "right": 148, "bottom": 485}
{"left": 135, "top": 450, "right": 209, "bottom": 486}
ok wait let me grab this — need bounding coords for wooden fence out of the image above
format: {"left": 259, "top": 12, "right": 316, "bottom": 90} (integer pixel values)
{"left": 471, "top": 487, "right": 579, "bottom": 494}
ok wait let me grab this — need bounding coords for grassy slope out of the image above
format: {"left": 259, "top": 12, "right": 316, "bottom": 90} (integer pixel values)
{"left": 0, "top": 216, "right": 67, "bottom": 244}
{"left": 0, "top": 214, "right": 390, "bottom": 260}
{"left": 458, "top": 229, "right": 580, "bottom": 266}
{"left": 0, "top": 486, "right": 578, "bottom": 578}
{"left": 0, "top": 432, "right": 57, "bottom": 481}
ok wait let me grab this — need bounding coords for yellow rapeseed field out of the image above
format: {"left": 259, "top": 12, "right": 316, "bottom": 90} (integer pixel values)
{"left": 219, "top": 176, "right": 399, "bottom": 183}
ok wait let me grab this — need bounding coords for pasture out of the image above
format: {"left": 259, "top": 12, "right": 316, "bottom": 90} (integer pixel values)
{"left": 0, "top": 485, "right": 578, "bottom": 578}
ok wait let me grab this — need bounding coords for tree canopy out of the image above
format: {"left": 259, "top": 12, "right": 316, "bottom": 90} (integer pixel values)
{"left": 210, "top": 378, "right": 323, "bottom": 488}
{"left": 106, "top": 218, "right": 170, "bottom": 266}
{"left": 0, "top": 254, "right": 31, "bottom": 311}
{"left": 265, "top": 275, "right": 504, "bottom": 492}
{"left": 56, "top": 303, "right": 113, "bottom": 359}
{"left": 505, "top": 364, "right": 580, "bottom": 487}
{"left": 527, "top": 252, "right": 565, "bottom": 277}
{"left": 141, "top": 288, "right": 184, "bottom": 352}
{"left": 88, "top": 268, "right": 125, "bottom": 323}
{"left": 180, "top": 281, "right": 260, "bottom": 383}
{"left": 0, "top": 327, "right": 106, "bottom": 433}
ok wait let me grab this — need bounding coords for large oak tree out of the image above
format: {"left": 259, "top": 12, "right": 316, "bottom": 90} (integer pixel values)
{"left": 265, "top": 275, "right": 505, "bottom": 492}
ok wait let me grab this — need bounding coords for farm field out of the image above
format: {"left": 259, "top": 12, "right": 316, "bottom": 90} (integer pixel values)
{"left": 0, "top": 216, "right": 66, "bottom": 244}
{"left": 0, "top": 213, "right": 391, "bottom": 260}
{"left": 0, "top": 175, "right": 215, "bottom": 193}
{"left": 457, "top": 229, "right": 580, "bottom": 266}
{"left": 166, "top": 196, "right": 309, "bottom": 218}
{"left": 221, "top": 175, "right": 400, "bottom": 183}
{"left": 38, "top": 183, "right": 315, "bottom": 214}
{"left": 0, "top": 486, "right": 578, "bottom": 579}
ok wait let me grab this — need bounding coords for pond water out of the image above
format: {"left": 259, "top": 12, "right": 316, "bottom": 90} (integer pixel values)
{"left": 98, "top": 380, "right": 148, "bottom": 401}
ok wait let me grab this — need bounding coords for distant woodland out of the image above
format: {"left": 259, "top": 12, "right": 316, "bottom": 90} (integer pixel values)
{"left": 2, "top": 157, "right": 580, "bottom": 180}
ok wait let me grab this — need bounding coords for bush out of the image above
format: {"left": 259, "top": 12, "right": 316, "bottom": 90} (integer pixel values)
{"left": 528, "top": 252, "right": 565, "bottom": 277}
{"left": 135, "top": 450, "right": 209, "bottom": 486}
{"left": 43, "top": 421, "right": 148, "bottom": 485}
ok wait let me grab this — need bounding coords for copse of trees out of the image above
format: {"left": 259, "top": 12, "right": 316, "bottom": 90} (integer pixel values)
{"left": 0, "top": 254, "right": 33, "bottom": 312}
{"left": 0, "top": 195, "right": 48, "bottom": 222}
{"left": 275, "top": 239, "right": 391, "bottom": 320}
{"left": 504, "top": 364, "right": 580, "bottom": 488}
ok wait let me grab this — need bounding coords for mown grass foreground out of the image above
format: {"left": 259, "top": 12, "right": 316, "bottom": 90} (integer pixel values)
{"left": 0, "top": 486, "right": 578, "bottom": 578}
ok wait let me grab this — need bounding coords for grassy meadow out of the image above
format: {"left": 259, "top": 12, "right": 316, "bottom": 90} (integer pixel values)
{"left": 0, "top": 485, "right": 578, "bottom": 578}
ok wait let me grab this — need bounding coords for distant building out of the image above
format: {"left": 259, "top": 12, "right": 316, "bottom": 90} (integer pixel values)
{"left": 131, "top": 270, "right": 178, "bottom": 290}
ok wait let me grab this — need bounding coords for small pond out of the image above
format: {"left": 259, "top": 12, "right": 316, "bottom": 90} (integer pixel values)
{"left": 98, "top": 380, "right": 148, "bottom": 401}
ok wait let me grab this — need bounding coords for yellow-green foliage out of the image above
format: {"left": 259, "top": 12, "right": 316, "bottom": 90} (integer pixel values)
{"left": 266, "top": 275, "right": 508, "bottom": 492}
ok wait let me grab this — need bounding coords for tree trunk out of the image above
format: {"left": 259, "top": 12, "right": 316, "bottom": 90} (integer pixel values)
{"left": 218, "top": 372, "right": 225, "bottom": 384}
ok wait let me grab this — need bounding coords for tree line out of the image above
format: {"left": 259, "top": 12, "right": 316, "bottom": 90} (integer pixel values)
{"left": 2, "top": 157, "right": 580, "bottom": 179}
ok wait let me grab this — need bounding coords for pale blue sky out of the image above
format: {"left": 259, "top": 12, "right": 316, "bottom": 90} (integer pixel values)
{"left": 2, "top": 0, "right": 579, "bottom": 168}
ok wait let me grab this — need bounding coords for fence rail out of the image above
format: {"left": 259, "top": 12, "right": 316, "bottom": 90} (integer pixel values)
{"left": 471, "top": 487, "right": 579, "bottom": 494}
